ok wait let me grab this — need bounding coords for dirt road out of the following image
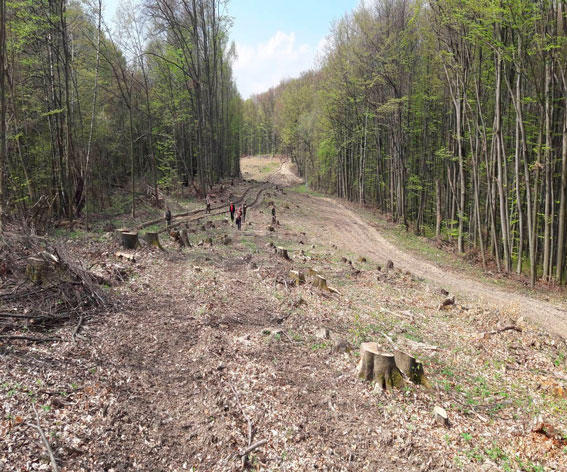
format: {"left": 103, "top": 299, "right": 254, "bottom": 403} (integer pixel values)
{"left": 282, "top": 192, "right": 567, "bottom": 338}
{"left": 241, "top": 155, "right": 567, "bottom": 339}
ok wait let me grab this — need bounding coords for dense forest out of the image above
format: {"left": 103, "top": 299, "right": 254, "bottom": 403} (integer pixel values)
{"left": 0, "top": 0, "right": 242, "bottom": 230}
{"left": 241, "top": 0, "right": 567, "bottom": 287}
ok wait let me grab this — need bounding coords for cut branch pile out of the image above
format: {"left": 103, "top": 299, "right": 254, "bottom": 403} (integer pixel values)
{"left": 0, "top": 227, "right": 110, "bottom": 343}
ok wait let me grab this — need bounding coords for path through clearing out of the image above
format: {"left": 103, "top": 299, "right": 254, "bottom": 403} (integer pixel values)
{"left": 243, "top": 155, "right": 567, "bottom": 339}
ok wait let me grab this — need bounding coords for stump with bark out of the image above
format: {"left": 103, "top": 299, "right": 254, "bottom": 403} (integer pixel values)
{"left": 276, "top": 247, "right": 290, "bottom": 260}
{"left": 25, "top": 256, "right": 49, "bottom": 284}
{"left": 289, "top": 270, "right": 305, "bottom": 286}
{"left": 143, "top": 232, "right": 162, "bottom": 249}
{"left": 394, "top": 350, "right": 430, "bottom": 387}
{"left": 386, "top": 260, "right": 394, "bottom": 270}
{"left": 433, "top": 406, "right": 450, "bottom": 427}
{"left": 358, "top": 342, "right": 404, "bottom": 390}
{"left": 180, "top": 229, "right": 192, "bottom": 247}
{"left": 312, "top": 274, "right": 328, "bottom": 290}
{"left": 121, "top": 231, "right": 139, "bottom": 250}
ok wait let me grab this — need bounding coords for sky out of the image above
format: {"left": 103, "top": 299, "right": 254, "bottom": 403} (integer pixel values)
{"left": 103, "top": 0, "right": 362, "bottom": 99}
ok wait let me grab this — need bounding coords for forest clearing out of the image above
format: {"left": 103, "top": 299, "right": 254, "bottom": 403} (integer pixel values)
{"left": 1, "top": 156, "right": 567, "bottom": 471}
{"left": 2, "top": 0, "right": 567, "bottom": 470}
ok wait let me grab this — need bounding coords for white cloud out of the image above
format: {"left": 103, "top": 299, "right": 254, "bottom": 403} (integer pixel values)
{"left": 234, "top": 31, "right": 321, "bottom": 99}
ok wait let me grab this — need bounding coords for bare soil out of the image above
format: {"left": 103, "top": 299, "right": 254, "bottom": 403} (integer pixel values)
{"left": 3, "top": 157, "right": 567, "bottom": 471}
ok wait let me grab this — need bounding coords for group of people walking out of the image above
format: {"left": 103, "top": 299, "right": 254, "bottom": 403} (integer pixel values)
{"left": 229, "top": 200, "right": 247, "bottom": 230}
{"left": 165, "top": 191, "right": 268, "bottom": 233}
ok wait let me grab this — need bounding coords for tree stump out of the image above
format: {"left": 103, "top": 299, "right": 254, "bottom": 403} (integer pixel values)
{"left": 357, "top": 256, "right": 367, "bottom": 263}
{"left": 307, "top": 268, "right": 319, "bottom": 277}
{"left": 143, "top": 232, "right": 162, "bottom": 249}
{"left": 394, "top": 350, "right": 430, "bottom": 387}
{"left": 180, "top": 229, "right": 192, "bottom": 247}
{"left": 276, "top": 247, "right": 290, "bottom": 260}
{"left": 433, "top": 406, "right": 450, "bottom": 427}
{"left": 121, "top": 231, "right": 139, "bottom": 249}
{"left": 289, "top": 270, "right": 305, "bottom": 286}
{"left": 114, "top": 228, "right": 130, "bottom": 242}
{"left": 25, "top": 256, "right": 49, "bottom": 284}
{"left": 386, "top": 260, "right": 394, "bottom": 270}
{"left": 267, "top": 225, "right": 275, "bottom": 232}
{"left": 358, "top": 342, "right": 404, "bottom": 390}
{"left": 312, "top": 274, "right": 328, "bottom": 290}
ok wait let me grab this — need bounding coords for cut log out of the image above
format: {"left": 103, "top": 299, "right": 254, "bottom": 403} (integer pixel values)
{"left": 143, "top": 232, "right": 162, "bottom": 249}
{"left": 386, "top": 260, "right": 394, "bottom": 270}
{"left": 276, "top": 247, "right": 290, "bottom": 260}
{"left": 394, "top": 350, "right": 430, "bottom": 387}
{"left": 358, "top": 342, "right": 404, "bottom": 390}
{"left": 312, "top": 274, "right": 328, "bottom": 290}
{"left": 289, "top": 270, "right": 305, "bottom": 286}
{"left": 433, "top": 406, "right": 450, "bottom": 427}
{"left": 121, "top": 231, "right": 139, "bottom": 249}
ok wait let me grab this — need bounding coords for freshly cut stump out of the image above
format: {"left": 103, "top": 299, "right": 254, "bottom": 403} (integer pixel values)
{"left": 307, "top": 268, "right": 319, "bottom": 277}
{"left": 313, "top": 274, "right": 328, "bottom": 290}
{"left": 121, "top": 231, "right": 139, "bottom": 249}
{"left": 25, "top": 256, "right": 49, "bottom": 284}
{"left": 276, "top": 247, "right": 291, "bottom": 260}
{"left": 433, "top": 406, "right": 450, "bottom": 427}
{"left": 180, "top": 229, "right": 192, "bottom": 247}
{"left": 358, "top": 342, "right": 404, "bottom": 390}
{"left": 394, "top": 350, "right": 430, "bottom": 387}
{"left": 143, "top": 232, "right": 162, "bottom": 249}
{"left": 289, "top": 270, "right": 305, "bottom": 286}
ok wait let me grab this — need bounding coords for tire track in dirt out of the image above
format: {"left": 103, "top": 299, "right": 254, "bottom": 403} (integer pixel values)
{"left": 293, "top": 193, "right": 567, "bottom": 339}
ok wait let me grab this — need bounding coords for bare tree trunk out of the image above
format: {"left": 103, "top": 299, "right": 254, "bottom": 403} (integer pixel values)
{"left": 0, "top": 0, "right": 5, "bottom": 231}
{"left": 85, "top": 0, "right": 102, "bottom": 231}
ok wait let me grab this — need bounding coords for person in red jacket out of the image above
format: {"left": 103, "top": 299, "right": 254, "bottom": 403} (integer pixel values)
{"left": 229, "top": 201, "right": 235, "bottom": 224}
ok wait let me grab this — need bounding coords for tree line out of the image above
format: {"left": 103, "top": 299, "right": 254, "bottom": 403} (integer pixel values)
{"left": 241, "top": 0, "right": 567, "bottom": 287}
{"left": 0, "top": 0, "right": 243, "bottom": 231}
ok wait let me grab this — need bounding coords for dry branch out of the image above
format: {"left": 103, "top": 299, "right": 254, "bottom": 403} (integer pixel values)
{"left": 28, "top": 403, "right": 59, "bottom": 472}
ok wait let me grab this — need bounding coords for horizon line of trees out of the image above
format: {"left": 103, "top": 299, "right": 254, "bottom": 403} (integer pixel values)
{"left": 0, "top": 0, "right": 244, "bottom": 232}
{"left": 241, "top": 0, "right": 567, "bottom": 287}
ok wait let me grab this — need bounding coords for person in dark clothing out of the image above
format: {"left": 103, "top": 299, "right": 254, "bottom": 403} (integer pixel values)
{"left": 235, "top": 206, "right": 242, "bottom": 230}
{"left": 271, "top": 205, "right": 276, "bottom": 225}
{"left": 229, "top": 201, "right": 235, "bottom": 224}
{"left": 206, "top": 194, "right": 211, "bottom": 214}
{"left": 242, "top": 200, "right": 248, "bottom": 223}
{"left": 165, "top": 207, "right": 172, "bottom": 229}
